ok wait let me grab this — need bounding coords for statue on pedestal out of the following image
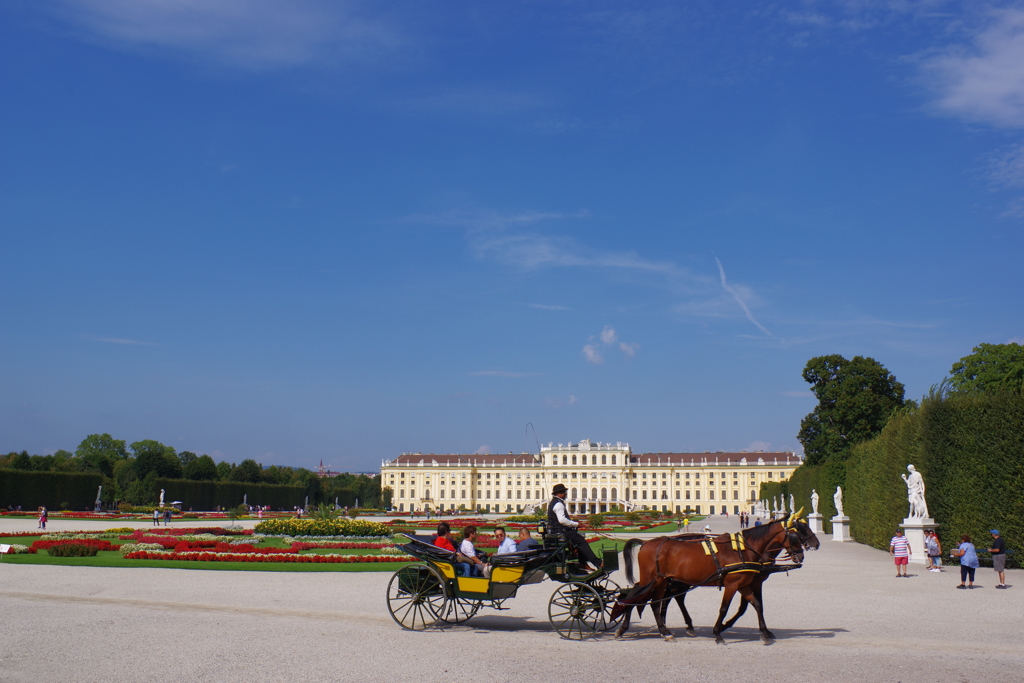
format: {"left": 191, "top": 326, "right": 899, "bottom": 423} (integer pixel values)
{"left": 159, "top": 489, "right": 165, "bottom": 507}
{"left": 833, "top": 486, "right": 844, "bottom": 516}
{"left": 901, "top": 464, "right": 929, "bottom": 519}
{"left": 811, "top": 489, "right": 819, "bottom": 514}
{"left": 789, "top": 494, "right": 796, "bottom": 517}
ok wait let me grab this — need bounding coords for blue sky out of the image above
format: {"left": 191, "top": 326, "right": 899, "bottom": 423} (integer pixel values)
{"left": 2, "top": 1, "right": 1023, "bottom": 471}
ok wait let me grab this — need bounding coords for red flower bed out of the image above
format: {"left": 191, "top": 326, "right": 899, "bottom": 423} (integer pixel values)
{"left": 124, "top": 551, "right": 414, "bottom": 564}
{"left": 31, "top": 539, "right": 116, "bottom": 552}
{"left": 289, "top": 542, "right": 394, "bottom": 550}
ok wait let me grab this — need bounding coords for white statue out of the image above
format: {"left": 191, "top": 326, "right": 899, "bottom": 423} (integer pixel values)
{"left": 811, "top": 489, "right": 819, "bottom": 514}
{"left": 789, "top": 494, "right": 796, "bottom": 516}
{"left": 901, "top": 464, "right": 929, "bottom": 519}
{"left": 833, "top": 487, "right": 844, "bottom": 516}
{"left": 159, "top": 489, "right": 165, "bottom": 506}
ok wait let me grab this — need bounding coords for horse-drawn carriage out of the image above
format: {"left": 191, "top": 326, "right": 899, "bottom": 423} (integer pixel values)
{"left": 385, "top": 529, "right": 622, "bottom": 639}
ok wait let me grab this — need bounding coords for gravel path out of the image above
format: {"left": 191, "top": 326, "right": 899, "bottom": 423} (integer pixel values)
{"left": 1, "top": 517, "right": 1019, "bottom": 683}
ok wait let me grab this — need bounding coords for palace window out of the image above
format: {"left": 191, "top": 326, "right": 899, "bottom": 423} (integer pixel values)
{"left": 709, "top": 490, "right": 715, "bottom": 500}
{"left": 686, "top": 490, "right": 691, "bottom": 500}
{"left": 602, "top": 455, "right": 607, "bottom": 464}
{"left": 611, "top": 455, "right": 617, "bottom": 465}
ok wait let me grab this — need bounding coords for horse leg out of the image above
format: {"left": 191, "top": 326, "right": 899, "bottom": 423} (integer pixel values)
{"left": 740, "top": 583, "right": 774, "bottom": 644}
{"left": 712, "top": 585, "right": 737, "bottom": 645}
{"left": 723, "top": 576, "right": 761, "bottom": 629}
{"left": 615, "top": 605, "right": 633, "bottom": 639}
{"left": 674, "top": 590, "right": 696, "bottom": 636}
{"left": 651, "top": 582, "right": 675, "bottom": 641}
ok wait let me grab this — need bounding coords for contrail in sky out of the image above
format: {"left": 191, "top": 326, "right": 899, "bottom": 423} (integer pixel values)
{"left": 715, "top": 258, "right": 774, "bottom": 337}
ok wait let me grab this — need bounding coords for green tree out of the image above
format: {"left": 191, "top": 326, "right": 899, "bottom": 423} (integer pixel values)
{"left": 798, "top": 354, "right": 906, "bottom": 466}
{"left": 131, "top": 440, "right": 182, "bottom": 480}
{"left": 215, "top": 461, "right": 232, "bottom": 481}
{"left": 229, "top": 459, "right": 263, "bottom": 483}
{"left": 183, "top": 454, "right": 218, "bottom": 481}
{"left": 177, "top": 450, "right": 198, "bottom": 467}
{"left": 76, "top": 434, "right": 128, "bottom": 477}
{"left": 10, "top": 451, "right": 32, "bottom": 470}
{"left": 948, "top": 343, "right": 1024, "bottom": 393}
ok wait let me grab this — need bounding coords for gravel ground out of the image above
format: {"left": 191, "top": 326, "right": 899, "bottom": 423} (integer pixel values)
{"left": 1, "top": 516, "right": 1019, "bottom": 683}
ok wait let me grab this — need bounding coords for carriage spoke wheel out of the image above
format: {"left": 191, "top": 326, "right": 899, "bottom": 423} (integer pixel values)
{"left": 386, "top": 563, "right": 447, "bottom": 631}
{"left": 440, "top": 597, "right": 482, "bottom": 625}
{"left": 590, "top": 576, "right": 623, "bottom": 632}
{"left": 549, "top": 582, "right": 606, "bottom": 640}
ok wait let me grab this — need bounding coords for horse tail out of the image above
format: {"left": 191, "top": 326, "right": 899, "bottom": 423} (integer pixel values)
{"left": 623, "top": 538, "right": 645, "bottom": 585}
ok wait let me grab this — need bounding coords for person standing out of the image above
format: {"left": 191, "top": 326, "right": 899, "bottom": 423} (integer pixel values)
{"left": 952, "top": 534, "right": 980, "bottom": 589}
{"left": 890, "top": 528, "right": 912, "bottom": 577}
{"left": 153, "top": 508, "right": 160, "bottom": 526}
{"left": 164, "top": 508, "right": 172, "bottom": 526}
{"left": 38, "top": 507, "right": 47, "bottom": 530}
{"left": 987, "top": 530, "right": 1007, "bottom": 589}
{"left": 926, "top": 531, "right": 943, "bottom": 572}
{"left": 547, "top": 484, "right": 602, "bottom": 573}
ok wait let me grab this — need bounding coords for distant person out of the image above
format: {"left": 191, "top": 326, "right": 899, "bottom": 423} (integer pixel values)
{"left": 153, "top": 509, "right": 160, "bottom": 526}
{"left": 952, "top": 534, "right": 979, "bottom": 589}
{"left": 38, "top": 507, "right": 47, "bottom": 530}
{"left": 926, "top": 530, "right": 943, "bottom": 572}
{"left": 516, "top": 528, "right": 540, "bottom": 551}
{"left": 890, "top": 529, "right": 912, "bottom": 577}
{"left": 164, "top": 508, "right": 172, "bottom": 526}
{"left": 753, "top": 518, "right": 762, "bottom": 527}
{"left": 987, "top": 530, "right": 1007, "bottom": 589}
{"left": 682, "top": 517, "right": 690, "bottom": 531}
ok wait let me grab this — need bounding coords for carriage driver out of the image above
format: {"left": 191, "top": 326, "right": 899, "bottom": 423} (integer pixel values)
{"left": 548, "top": 483, "right": 603, "bottom": 573}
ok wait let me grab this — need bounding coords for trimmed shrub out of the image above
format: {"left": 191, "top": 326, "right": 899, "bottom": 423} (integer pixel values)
{"left": 0, "top": 469, "right": 102, "bottom": 510}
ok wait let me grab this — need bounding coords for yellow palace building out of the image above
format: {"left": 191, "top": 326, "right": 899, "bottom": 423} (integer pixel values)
{"left": 381, "top": 438, "right": 798, "bottom": 515}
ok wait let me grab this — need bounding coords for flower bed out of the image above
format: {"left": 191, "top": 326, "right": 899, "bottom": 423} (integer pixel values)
{"left": 124, "top": 551, "right": 413, "bottom": 563}
{"left": 31, "top": 538, "right": 116, "bottom": 552}
{"left": 289, "top": 541, "right": 395, "bottom": 550}
{"left": 253, "top": 519, "right": 390, "bottom": 537}
{"left": 1, "top": 544, "right": 32, "bottom": 554}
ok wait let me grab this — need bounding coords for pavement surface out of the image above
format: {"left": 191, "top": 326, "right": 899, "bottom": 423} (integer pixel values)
{"left": 1, "top": 516, "right": 1020, "bottom": 683}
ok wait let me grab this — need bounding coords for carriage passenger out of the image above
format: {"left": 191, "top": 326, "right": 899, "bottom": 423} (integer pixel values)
{"left": 433, "top": 522, "right": 471, "bottom": 577}
{"left": 516, "top": 528, "right": 540, "bottom": 551}
{"left": 494, "top": 527, "right": 518, "bottom": 555}
{"left": 459, "top": 525, "right": 487, "bottom": 577}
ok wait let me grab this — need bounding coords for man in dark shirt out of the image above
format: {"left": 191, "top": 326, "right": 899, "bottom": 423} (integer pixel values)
{"left": 988, "top": 530, "right": 1007, "bottom": 589}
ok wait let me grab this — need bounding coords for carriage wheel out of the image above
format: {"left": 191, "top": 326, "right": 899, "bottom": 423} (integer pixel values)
{"left": 440, "top": 597, "right": 482, "bottom": 625}
{"left": 590, "top": 576, "right": 623, "bottom": 632}
{"left": 386, "top": 563, "right": 447, "bottom": 631}
{"left": 549, "top": 582, "right": 606, "bottom": 640}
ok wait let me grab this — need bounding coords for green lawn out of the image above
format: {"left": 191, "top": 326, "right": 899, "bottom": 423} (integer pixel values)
{"left": 0, "top": 552, "right": 411, "bottom": 572}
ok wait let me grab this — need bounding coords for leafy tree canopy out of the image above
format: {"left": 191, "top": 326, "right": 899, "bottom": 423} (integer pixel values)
{"left": 948, "top": 343, "right": 1024, "bottom": 393}
{"left": 229, "top": 459, "right": 263, "bottom": 483}
{"left": 183, "top": 454, "right": 218, "bottom": 481}
{"left": 798, "top": 354, "right": 906, "bottom": 466}
{"left": 76, "top": 433, "right": 129, "bottom": 477}
{"left": 131, "top": 440, "right": 182, "bottom": 480}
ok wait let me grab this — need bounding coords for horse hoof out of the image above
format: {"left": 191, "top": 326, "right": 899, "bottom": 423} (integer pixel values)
{"left": 685, "top": 629, "right": 696, "bottom": 638}
{"left": 663, "top": 635, "right": 676, "bottom": 642}
{"left": 761, "top": 635, "right": 775, "bottom": 645}
{"left": 715, "top": 637, "right": 726, "bottom": 645}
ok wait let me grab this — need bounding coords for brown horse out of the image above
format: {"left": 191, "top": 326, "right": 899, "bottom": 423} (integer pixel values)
{"left": 613, "top": 513, "right": 818, "bottom": 643}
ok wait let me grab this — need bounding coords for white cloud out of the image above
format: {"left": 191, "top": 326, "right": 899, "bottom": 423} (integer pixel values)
{"left": 619, "top": 342, "right": 639, "bottom": 358}
{"left": 1009, "top": 337, "right": 1024, "bottom": 344}
{"left": 582, "top": 344, "right": 603, "bottom": 365}
{"left": 545, "top": 395, "right": 579, "bottom": 409}
{"left": 989, "top": 143, "right": 1024, "bottom": 188}
{"left": 745, "top": 440, "right": 772, "bottom": 452}
{"left": 715, "top": 258, "right": 774, "bottom": 337}
{"left": 568, "top": 395, "right": 579, "bottom": 405}
{"left": 600, "top": 325, "right": 618, "bottom": 344}
{"left": 47, "top": 0, "right": 401, "bottom": 71}
{"left": 921, "top": 9, "right": 1024, "bottom": 128}
{"left": 474, "top": 445, "right": 490, "bottom": 455}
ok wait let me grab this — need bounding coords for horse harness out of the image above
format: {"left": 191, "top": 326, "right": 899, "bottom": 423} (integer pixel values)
{"left": 654, "top": 532, "right": 797, "bottom": 591}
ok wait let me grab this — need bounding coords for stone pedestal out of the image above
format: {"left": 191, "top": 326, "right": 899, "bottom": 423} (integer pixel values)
{"left": 899, "top": 517, "right": 938, "bottom": 565}
{"left": 808, "top": 513, "right": 824, "bottom": 534}
{"left": 831, "top": 515, "right": 852, "bottom": 542}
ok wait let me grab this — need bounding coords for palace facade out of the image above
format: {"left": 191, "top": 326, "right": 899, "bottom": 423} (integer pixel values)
{"left": 380, "top": 438, "right": 799, "bottom": 515}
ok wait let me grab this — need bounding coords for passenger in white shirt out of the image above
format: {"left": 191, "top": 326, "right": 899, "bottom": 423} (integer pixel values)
{"left": 459, "top": 525, "right": 486, "bottom": 577}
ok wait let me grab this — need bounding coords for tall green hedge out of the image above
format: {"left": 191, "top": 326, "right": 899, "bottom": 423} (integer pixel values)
{"left": 155, "top": 478, "right": 305, "bottom": 511}
{"left": 765, "top": 390, "right": 1023, "bottom": 567}
{"left": 0, "top": 469, "right": 103, "bottom": 510}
